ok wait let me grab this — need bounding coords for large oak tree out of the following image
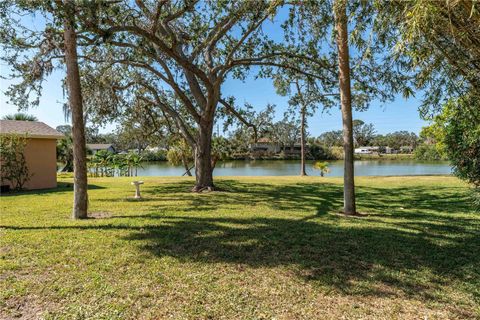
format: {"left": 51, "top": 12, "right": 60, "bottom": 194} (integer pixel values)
{"left": 73, "top": 0, "right": 327, "bottom": 191}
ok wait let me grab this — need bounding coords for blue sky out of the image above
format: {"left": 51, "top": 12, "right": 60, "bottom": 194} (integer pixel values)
{"left": 0, "top": 67, "right": 428, "bottom": 136}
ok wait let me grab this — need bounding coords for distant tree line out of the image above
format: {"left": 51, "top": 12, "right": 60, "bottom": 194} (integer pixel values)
{"left": 56, "top": 112, "right": 446, "bottom": 166}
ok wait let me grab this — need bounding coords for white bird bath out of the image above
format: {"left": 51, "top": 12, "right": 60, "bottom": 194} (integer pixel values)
{"left": 131, "top": 181, "right": 144, "bottom": 199}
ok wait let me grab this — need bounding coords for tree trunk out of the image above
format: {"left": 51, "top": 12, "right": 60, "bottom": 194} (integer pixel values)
{"left": 63, "top": 0, "right": 88, "bottom": 219}
{"left": 192, "top": 122, "right": 214, "bottom": 191}
{"left": 300, "top": 105, "right": 307, "bottom": 176}
{"left": 334, "top": 0, "right": 356, "bottom": 215}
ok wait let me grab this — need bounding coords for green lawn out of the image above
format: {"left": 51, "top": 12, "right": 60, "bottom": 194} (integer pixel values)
{"left": 1, "top": 176, "right": 479, "bottom": 319}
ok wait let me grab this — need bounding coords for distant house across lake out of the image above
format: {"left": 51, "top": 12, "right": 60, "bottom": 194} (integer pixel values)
{"left": 354, "top": 146, "right": 412, "bottom": 155}
{"left": 0, "top": 120, "right": 63, "bottom": 190}
{"left": 250, "top": 138, "right": 305, "bottom": 157}
{"left": 86, "top": 143, "right": 115, "bottom": 154}
{"left": 250, "top": 138, "right": 281, "bottom": 154}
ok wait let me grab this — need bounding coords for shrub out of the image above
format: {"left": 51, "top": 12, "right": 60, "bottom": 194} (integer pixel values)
{"left": 329, "top": 146, "right": 344, "bottom": 160}
{"left": 0, "top": 134, "right": 31, "bottom": 190}
{"left": 141, "top": 150, "right": 167, "bottom": 161}
{"left": 414, "top": 144, "right": 446, "bottom": 161}
{"left": 309, "top": 144, "right": 337, "bottom": 160}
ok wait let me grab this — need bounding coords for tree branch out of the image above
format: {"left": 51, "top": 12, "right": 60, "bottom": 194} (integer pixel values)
{"left": 219, "top": 99, "right": 257, "bottom": 141}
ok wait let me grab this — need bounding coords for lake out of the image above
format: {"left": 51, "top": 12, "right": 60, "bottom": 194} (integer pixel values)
{"left": 136, "top": 160, "right": 452, "bottom": 177}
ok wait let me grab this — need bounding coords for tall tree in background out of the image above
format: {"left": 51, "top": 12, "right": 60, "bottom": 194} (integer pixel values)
{"left": 274, "top": 78, "right": 309, "bottom": 175}
{"left": 334, "top": 0, "right": 356, "bottom": 214}
{"left": 62, "top": 0, "right": 88, "bottom": 219}
{"left": 274, "top": 75, "right": 335, "bottom": 176}
{"left": 352, "top": 120, "right": 376, "bottom": 147}
{"left": 317, "top": 130, "right": 344, "bottom": 147}
{"left": 291, "top": 81, "right": 336, "bottom": 175}
{"left": 222, "top": 104, "right": 276, "bottom": 157}
{"left": 297, "top": 82, "right": 308, "bottom": 176}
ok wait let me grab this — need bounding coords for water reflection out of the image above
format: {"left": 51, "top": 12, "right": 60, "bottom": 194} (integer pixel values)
{"left": 136, "top": 160, "right": 452, "bottom": 177}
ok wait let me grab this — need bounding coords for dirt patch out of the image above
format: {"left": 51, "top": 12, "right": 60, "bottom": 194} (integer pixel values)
{"left": 0, "top": 295, "right": 47, "bottom": 320}
{"left": 88, "top": 211, "right": 113, "bottom": 219}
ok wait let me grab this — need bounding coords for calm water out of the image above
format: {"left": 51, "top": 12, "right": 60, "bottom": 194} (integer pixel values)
{"left": 136, "top": 160, "right": 452, "bottom": 177}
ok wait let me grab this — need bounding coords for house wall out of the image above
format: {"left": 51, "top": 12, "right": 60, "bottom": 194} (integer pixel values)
{"left": 22, "top": 138, "right": 58, "bottom": 189}
{"left": 251, "top": 143, "right": 281, "bottom": 153}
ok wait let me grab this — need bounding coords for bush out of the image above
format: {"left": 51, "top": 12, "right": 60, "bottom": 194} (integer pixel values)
{"left": 309, "top": 144, "right": 337, "bottom": 160}
{"left": 329, "top": 146, "right": 344, "bottom": 160}
{"left": 414, "top": 144, "right": 446, "bottom": 161}
{"left": 141, "top": 150, "right": 167, "bottom": 161}
{"left": 0, "top": 134, "right": 31, "bottom": 190}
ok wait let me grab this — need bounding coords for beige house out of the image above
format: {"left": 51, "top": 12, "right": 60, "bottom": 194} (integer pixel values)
{"left": 0, "top": 120, "right": 63, "bottom": 190}
{"left": 250, "top": 138, "right": 282, "bottom": 154}
{"left": 250, "top": 138, "right": 306, "bottom": 156}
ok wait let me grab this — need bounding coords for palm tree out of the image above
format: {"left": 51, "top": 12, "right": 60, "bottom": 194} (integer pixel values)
{"left": 87, "top": 156, "right": 101, "bottom": 177}
{"left": 112, "top": 154, "right": 128, "bottom": 177}
{"left": 3, "top": 113, "right": 38, "bottom": 121}
{"left": 92, "top": 150, "right": 114, "bottom": 177}
{"left": 313, "top": 161, "right": 330, "bottom": 177}
{"left": 127, "top": 152, "right": 143, "bottom": 177}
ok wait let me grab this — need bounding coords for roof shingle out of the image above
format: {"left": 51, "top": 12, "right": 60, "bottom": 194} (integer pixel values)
{"left": 0, "top": 120, "right": 64, "bottom": 139}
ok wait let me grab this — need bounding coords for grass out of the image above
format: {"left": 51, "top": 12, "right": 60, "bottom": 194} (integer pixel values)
{"left": 1, "top": 175, "right": 479, "bottom": 319}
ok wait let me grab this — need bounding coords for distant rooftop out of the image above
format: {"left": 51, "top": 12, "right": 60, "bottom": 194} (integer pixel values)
{"left": 0, "top": 120, "right": 64, "bottom": 139}
{"left": 86, "top": 144, "right": 114, "bottom": 150}
{"left": 257, "top": 137, "right": 272, "bottom": 143}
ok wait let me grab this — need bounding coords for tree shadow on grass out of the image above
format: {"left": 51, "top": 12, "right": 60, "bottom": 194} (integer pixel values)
{"left": 2, "top": 179, "right": 479, "bottom": 316}
{"left": 7, "top": 212, "right": 477, "bottom": 311}
{"left": 133, "top": 179, "right": 474, "bottom": 218}
{"left": 146, "top": 179, "right": 345, "bottom": 215}
{"left": 94, "top": 179, "right": 345, "bottom": 215}
{"left": 121, "top": 214, "right": 479, "bottom": 293}
{"left": 0, "top": 182, "right": 105, "bottom": 196}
